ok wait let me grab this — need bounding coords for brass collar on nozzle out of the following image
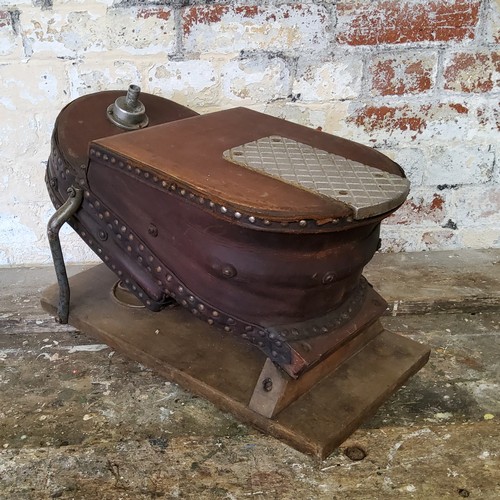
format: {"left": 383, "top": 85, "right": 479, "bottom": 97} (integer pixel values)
{"left": 107, "top": 84, "right": 149, "bottom": 130}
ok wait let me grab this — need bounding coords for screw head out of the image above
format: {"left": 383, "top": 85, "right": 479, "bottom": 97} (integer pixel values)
{"left": 262, "top": 378, "right": 273, "bottom": 392}
{"left": 148, "top": 223, "right": 158, "bottom": 237}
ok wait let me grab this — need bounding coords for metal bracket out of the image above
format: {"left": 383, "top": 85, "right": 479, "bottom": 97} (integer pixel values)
{"left": 47, "top": 186, "right": 83, "bottom": 324}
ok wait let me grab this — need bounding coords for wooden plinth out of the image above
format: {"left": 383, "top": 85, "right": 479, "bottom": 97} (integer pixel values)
{"left": 40, "top": 265, "right": 430, "bottom": 459}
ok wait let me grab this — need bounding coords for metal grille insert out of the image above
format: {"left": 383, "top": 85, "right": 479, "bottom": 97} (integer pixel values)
{"left": 223, "top": 136, "right": 410, "bottom": 220}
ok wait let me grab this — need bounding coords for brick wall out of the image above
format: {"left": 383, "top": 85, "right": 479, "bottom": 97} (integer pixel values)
{"left": 0, "top": 0, "right": 498, "bottom": 264}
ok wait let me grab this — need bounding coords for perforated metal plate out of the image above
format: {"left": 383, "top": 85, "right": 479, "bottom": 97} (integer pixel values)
{"left": 223, "top": 136, "right": 410, "bottom": 220}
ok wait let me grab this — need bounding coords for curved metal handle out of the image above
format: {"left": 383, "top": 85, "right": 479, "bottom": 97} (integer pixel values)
{"left": 47, "top": 186, "right": 83, "bottom": 323}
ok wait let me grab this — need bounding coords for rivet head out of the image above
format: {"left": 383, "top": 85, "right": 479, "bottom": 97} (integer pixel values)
{"left": 178, "top": 286, "right": 184, "bottom": 293}
{"left": 299, "top": 220, "right": 307, "bottom": 227}
{"left": 234, "top": 212, "right": 241, "bottom": 219}
{"left": 224, "top": 326, "right": 231, "bottom": 332}
{"left": 221, "top": 264, "right": 237, "bottom": 279}
{"left": 322, "top": 272, "right": 335, "bottom": 285}
{"left": 97, "top": 229, "right": 107, "bottom": 241}
{"left": 212, "top": 311, "right": 219, "bottom": 317}
{"left": 198, "top": 304, "right": 205, "bottom": 311}
{"left": 264, "top": 220, "right": 271, "bottom": 226}
{"left": 207, "top": 319, "right": 214, "bottom": 325}
{"left": 227, "top": 318, "right": 236, "bottom": 325}
{"left": 180, "top": 189, "right": 186, "bottom": 196}
{"left": 148, "top": 224, "right": 158, "bottom": 237}
{"left": 166, "top": 275, "right": 172, "bottom": 282}
{"left": 220, "top": 206, "right": 227, "bottom": 214}
{"left": 248, "top": 216, "right": 255, "bottom": 223}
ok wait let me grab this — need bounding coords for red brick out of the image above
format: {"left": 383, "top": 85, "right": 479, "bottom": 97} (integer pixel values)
{"left": 182, "top": 5, "right": 267, "bottom": 35}
{"left": 386, "top": 190, "right": 448, "bottom": 226}
{"left": 181, "top": 4, "right": 329, "bottom": 54}
{"left": 369, "top": 52, "right": 436, "bottom": 96}
{"left": 347, "top": 103, "right": 470, "bottom": 138}
{"left": 336, "top": 0, "right": 481, "bottom": 46}
{"left": 0, "top": 10, "right": 11, "bottom": 29}
{"left": 137, "top": 8, "right": 171, "bottom": 22}
{"left": 444, "top": 51, "right": 500, "bottom": 93}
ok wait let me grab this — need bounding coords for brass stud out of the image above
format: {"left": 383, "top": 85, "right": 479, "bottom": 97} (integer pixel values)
{"left": 248, "top": 216, "right": 255, "bottom": 223}
{"left": 299, "top": 220, "right": 307, "bottom": 227}
{"left": 221, "top": 206, "right": 227, "bottom": 214}
{"left": 234, "top": 212, "right": 241, "bottom": 219}
{"left": 212, "top": 311, "right": 219, "bottom": 317}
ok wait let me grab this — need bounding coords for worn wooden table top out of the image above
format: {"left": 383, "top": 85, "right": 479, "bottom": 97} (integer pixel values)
{"left": 0, "top": 249, "right": 499, "bottom": 499}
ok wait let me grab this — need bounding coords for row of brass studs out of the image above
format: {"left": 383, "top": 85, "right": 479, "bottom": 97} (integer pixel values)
{"left": 89, "top": 147, "right": 347, "bottom": 231}
{"left": 81, "top": 189, "right": 290, "bottom": 361}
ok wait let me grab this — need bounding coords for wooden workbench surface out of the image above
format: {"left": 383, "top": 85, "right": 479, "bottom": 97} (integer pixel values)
{"left": 0, "top": 249, "right": 499, "bottom": 499}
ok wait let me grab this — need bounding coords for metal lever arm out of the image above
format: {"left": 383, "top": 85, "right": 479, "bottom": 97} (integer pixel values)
{"left": 47, "top": 186, "right": 83, "bottom": 324}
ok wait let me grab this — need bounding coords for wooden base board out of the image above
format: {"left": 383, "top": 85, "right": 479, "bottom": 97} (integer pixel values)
{"left": 40, "top": 265, "right": 430, "bottom": 459}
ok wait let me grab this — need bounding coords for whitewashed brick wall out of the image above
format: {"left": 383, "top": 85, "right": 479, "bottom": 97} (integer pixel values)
{"left": 0, "top": 0, "right": 499, "bottom": 265}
